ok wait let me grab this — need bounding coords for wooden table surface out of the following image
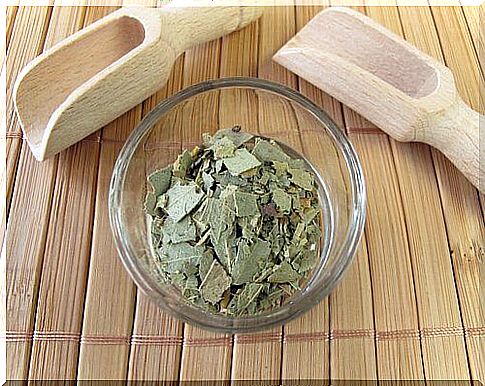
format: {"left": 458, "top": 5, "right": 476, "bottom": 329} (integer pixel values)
{"left": 4, "top": 3, "right": 484, "bottom": 383}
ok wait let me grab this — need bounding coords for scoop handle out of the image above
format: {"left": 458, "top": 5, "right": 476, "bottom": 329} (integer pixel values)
{"left": 420, "top": 97, "right": 483, "bottom": 192}
{"left": 160, "top": 2, "right": 263, "bottom": 53}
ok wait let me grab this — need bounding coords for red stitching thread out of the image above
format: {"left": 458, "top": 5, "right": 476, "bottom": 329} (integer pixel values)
{"left": 33, "top": 331, "right": 80, "bottom": 342}
{"left": 421, "top": 326, "right": 464, "bottom": 338}
{"left": 183, "top": 336, "right": 231, "bottom": 347}
{"left": 330, "top": 329, "right": 375, "bottom": 340}
{"left": 283, "top": 331, "right": 328, "bottom": 343}
{"left": 5, "top": 132, "right": 23, "bottom": 139}
{"left": 464, "top": 327, "right": 485, "bottom": 337}
{"left": 235, "top": 332, "right": 283, "bottom": 344}
{"left": 131, "top": 335, "right": 183, "bottom": 346}
{"left": 376, "top": 329, "right": 420, "bottom": 341}
{"left": 80, "top": 335, "right": 130, "bottom": 345}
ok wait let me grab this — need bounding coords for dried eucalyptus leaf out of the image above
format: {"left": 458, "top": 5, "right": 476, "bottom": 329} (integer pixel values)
{"left": 173, "top": 149, "right": 193, "bottom": 178}
{"left": 165, "top": 183, "right": 204, "bottom": 223}
{"left": 162, "top": 216, "right": 197, "bottom": 244}
{"left": 233, "top": 191, "right": 259, "bottom": 217}
{"left": 144, "top": 192, "right": 157, "bottom": 216}
{"left": 228, "top": 283, "right": 264, "bottom": 315}
{"left": 289, "top": 168, "right": 314, "bottom": 191}
{"left": 158, "top": 243, "right": 204, "bottom": 273}
{"left": 223, "top": 148, "right": 261, "bottom": 176}
{"left": 213, "top": 127, "right": 254, "bottom": 147}
{"left": 202, "top": 172, "right": 215, "bottom": 191}
{"left": 252, "top": 138, "right": 291, "bottom": 163}
{"left": 267, "top": 260, "right": 301, "bottom": 284}
{"left": 272, "top": 161, "right": 289, "bottom": 176}
{"left": 232, "top": 239, "right": 270, "bottom": 285}
{"left": 148, "top": 165, "right": 173, "bottom": 196}
{"left": 200, "top": 260, "right": 231, "bottom": 304}
{"left": 213, "top": 172, "right": 248, "bottom": 187}
{"left": 211, "top": 136, "right": 237, "bottom": 159}
{"left": 215, "top": 159, "right": 224, "bottom": 173}
{"left": 272, "top": 188, "right": 292, "bottom": 214}
{"left": 199, "top": 249, "right": 214, "bottom": 280}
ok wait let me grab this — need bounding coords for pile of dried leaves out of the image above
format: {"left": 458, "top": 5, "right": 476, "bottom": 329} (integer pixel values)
{"left": 144, "top": 127, "right": 322, "bottom": 316}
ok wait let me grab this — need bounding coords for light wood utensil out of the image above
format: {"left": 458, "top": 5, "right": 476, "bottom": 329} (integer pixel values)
{"left": 13, "top": 3, "right": 262, "bottom": 161}
{"left": 274, "top": 7, "right": 483, "bottom": 193}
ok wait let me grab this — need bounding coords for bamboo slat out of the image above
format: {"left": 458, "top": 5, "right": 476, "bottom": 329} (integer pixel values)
{"left": 429, "top": 4, "right": 485, "bottom": 214}
{"left": 323, "top": 3, "right": 424, "bottom": 380}
{"left": 347, "top": 119, "right": 424, "bottom": 381}
{"left": 6, "top": 6, "right": 18, "bottom": 48}
{"left": 74, "top": 4, "right": 145, "bottom": 381}
{"left": 127, "top": 294, "right": 183, "bottom": 380}
{"left": 295, "top": 4, "right": 377, "bottom": 381}
{"left": 5, "top": 6, "right": 52, "bottom": 229}
{"left": 124, "top": 1, "right": 184, "bottom": 379}
{"left": 6, "top": 6, "right": 51, "bottom": 135}
{"left": 427, "top": 6, "right": 485, "bottom": 382}
{"left": 127, "top": 44, "right": 186, "bottom": 386}
{"left": 5, "top": 147, "right": 57, "bottom": 380}
{"left": 76, "top": 111, "right": 138, "bottom": 380}
{"left": 430, "top": 6, "right": 481, "bottom": 111}
{"left": 397, "top": 5, "right": 484, "bottom": 381}
{"left": 5, "top": 6, "right": 57, "bottom": 380}
{"left": 23, "top": 6, "right": 93, "bottom": 381}
{"left": 460, "top": 5, "right": 484, "bottom": 75}
{"left": 365, "top": 5, "right": 470, "bottom": 380}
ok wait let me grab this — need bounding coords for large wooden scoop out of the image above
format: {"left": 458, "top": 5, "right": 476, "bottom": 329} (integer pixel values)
{"left": 13, "top": 3, "right": 262, "bottom": 161}
{"left": 274, "top": 7, "right": 483, "bottom": 193}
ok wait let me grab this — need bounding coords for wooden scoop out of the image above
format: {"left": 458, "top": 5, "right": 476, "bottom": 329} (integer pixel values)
{"left": 274, "top": 7, "right": 483, "bottom": 193}
{"left": 13, "top": 3, "right": 262, "bottom": 161}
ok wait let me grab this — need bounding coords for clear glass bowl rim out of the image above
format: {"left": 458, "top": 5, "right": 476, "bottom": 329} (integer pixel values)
{"left": 109, "top": 77, "right": 367, "bottom": 333}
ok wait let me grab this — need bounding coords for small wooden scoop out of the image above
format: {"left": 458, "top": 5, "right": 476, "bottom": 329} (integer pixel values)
{"left": 13, "top": 3, "right": 262, "bottom": 161}
{"left": 274, "top": 7, "right": 483, "bottom": 193}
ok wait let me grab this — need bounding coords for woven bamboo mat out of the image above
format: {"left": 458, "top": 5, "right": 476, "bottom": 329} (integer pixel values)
{"left": 4, "top": 2, "right": 484, "bottom": 383}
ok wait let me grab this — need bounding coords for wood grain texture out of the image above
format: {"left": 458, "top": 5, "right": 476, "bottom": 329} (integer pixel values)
{"left": 74, "top": 4, "right": 142, "bottom": 381}
{"left": 323, "top": 3, "right": 424, "bottom": 381}
{"left": 398, "top": 5, "right": 484, "bottom": 381}
{"left": 6, "top": 6, "right": 19, "bottom": 49}
{"left": 5, "top": 5, "right": 57, "bottom": 380}
{"left": 5, "top": 145, "right": 57, "bottom": 380}
{"left": 6, "top": 6, "right": 52, "bottom": 135}
{"left": 295, "top": 4, "right": 377, "bottom": 381}
{"left": 460, "top": 5, "right": 484, "bottom": 75}
{"left": 4, "top": 6, "right": 52, "bottom": 232}
{"left": 366, "top": 5, "right": 469, "bottom": 380}
{"left": 26, "top": 6, "right": 94, "bottom": 381}
{"left": 77, "top": 133, "right": 137, "bottom": 380}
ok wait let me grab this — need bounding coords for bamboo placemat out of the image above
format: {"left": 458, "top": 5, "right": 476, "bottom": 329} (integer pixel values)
{"left": 4, "top": 2, "right": 484, "bottom": 383}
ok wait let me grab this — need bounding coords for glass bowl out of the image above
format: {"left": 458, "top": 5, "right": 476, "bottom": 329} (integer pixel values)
{"left": 109, "top": 77, "right": 366, "bottom": 333}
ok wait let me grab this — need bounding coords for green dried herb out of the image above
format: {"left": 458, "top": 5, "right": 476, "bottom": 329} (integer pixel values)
{"left": 144, "top": 126, "right": 322, "bottom": 316}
